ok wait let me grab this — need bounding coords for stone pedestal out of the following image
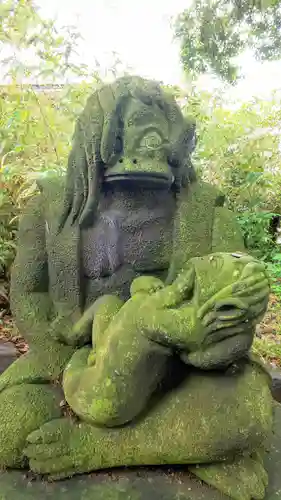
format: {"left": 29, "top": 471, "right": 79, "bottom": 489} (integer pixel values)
{"left": 0, "top": 404, "right": 280, "bottom": 500}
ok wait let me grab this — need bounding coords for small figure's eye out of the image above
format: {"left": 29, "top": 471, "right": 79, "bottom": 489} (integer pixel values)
{"left": 140, "top": 132, "right": 162, "bottom": 150}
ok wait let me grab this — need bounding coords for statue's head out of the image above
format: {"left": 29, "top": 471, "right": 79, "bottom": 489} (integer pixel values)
{"left": 61, "top": 75, "right": 196, "bottom": 228}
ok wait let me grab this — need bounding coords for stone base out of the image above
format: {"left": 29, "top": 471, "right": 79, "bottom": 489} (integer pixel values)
{"left": 0, "top": 404, "right": 280, "bottom": 500}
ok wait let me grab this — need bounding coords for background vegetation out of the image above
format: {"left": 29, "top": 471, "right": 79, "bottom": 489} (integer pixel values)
{"left": 1, "top": 0, "right": 281, "bottom": 365}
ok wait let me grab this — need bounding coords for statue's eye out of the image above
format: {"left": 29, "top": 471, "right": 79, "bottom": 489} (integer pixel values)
{"left": 140, "top": 132, "right": 162, "bottom": 150}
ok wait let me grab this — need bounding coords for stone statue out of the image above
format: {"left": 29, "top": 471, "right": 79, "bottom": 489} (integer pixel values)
{"left": 0, "top": 76, "right": 273, "bottom": 500}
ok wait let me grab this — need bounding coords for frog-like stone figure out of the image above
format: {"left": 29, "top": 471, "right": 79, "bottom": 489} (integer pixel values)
{"left": 0, "top": 76, "right": 272, "bottom": 500}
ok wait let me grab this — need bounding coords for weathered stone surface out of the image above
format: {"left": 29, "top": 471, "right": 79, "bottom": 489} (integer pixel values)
{"left": 0, "top": 404, "right": 280, "bottom": 500}
{"left": 0, "top": 341, "right": 17, "bottom": 375}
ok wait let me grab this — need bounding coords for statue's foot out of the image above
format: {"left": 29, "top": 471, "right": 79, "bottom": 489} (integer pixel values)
{"left": 189, "top": 453, "right": 268, "bottom": 500}
{"left": 25, "top": 417, "right": 104, "bottom": 479}
{"left": 0, "top": 384, "right": 62, "bottom": 468}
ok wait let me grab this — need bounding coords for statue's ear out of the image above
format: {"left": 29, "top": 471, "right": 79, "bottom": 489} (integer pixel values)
{"left": 98, "top": 85, "right": 123, "bottom": 165}
{"left": 78, "top": 84, "right": 126, "bottom": 227}
{"left": 62, "top": 92, "right": 104, "bottom": 229}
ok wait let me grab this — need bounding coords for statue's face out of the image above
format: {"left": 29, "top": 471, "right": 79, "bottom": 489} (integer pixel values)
{"left": 103, "top": 97, "right": 175, "bottom": 190}
{"left": 192, "top": 252, "right": 263, "bottom": 305}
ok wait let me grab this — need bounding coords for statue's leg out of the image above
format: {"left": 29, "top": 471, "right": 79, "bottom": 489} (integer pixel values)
{"left": 0, "top": 343, "right": 73, "bottom": 468}
{"left": 63, "top": 339, "right": 170, "bottom": 427}
{"left": 24, "top": 360, "right": 273, "bottom": 499}
{"left": 96, "top": 361, "right": 272, "bottom": 467}
{"left": 63, "top": 296, "right": 170, "bottom": 427}
{"left": 0, "top": 383, "right": 63, "bottom": 468}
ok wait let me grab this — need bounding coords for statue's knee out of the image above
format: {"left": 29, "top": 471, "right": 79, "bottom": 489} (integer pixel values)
{"left": 86, "top": 401, "right": 128, "bottom": 427}
{"left": 0, "top": 384, "right": 62, "bottom": 467}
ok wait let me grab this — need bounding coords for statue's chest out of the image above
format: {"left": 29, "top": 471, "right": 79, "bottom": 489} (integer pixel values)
{"left": 81, "top": 191, "right": 175, "bottom": 304}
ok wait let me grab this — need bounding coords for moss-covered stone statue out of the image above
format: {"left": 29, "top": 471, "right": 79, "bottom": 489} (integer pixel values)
{"left": 0, "top": 76, "right": 274, "bottom": 500}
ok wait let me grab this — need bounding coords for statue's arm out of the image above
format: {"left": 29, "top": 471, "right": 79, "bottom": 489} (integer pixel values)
{"left": 10, "top": 194, "right": 53, "bottom": 347}
{"left": 211, "top": 206, "right": 245, "bottom": 253}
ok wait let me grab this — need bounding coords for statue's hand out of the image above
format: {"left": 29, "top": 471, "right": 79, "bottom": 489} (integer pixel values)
{"left": 135, "top": 268, "right": 203, "bottom": 350}
{"left": 198, "top": 261, "right": 269, "bottom": 344}
{"left": 183, "top": 262, "right": 270, "bottom": 369}
{"left": 24, "top": 418, "right": 95, "bottom": 479}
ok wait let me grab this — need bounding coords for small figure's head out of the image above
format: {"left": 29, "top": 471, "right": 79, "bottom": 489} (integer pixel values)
{"left": 61, "top": 75, "right": 196, "bottom": 228}
{"left": 191, "top": 252, "right": 267, "bottom": 305}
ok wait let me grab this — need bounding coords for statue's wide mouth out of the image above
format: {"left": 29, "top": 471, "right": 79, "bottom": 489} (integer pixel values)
{"left": 104, "top": 171, "right": 174, "bottom": 189}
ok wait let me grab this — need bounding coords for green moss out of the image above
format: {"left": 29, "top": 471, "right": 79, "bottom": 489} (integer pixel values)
{"left": 0, "top": 76, "right": 274, "bottom": 500}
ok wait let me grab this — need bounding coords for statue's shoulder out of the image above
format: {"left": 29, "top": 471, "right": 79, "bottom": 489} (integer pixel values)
{"left": 36, "top": 171, "right": 66, "bottom": 204}
{"left": 35, "top": 171, "right": 67, "bottom": 225}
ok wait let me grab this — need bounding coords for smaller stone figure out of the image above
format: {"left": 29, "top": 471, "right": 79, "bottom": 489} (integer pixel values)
{"left": 63, "top": 252, "right": 269, "bottom": 427}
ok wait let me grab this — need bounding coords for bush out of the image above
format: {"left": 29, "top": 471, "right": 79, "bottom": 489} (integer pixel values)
{"left": 183, "top": 91, "right": 281, "bottom": 262}
{"left": 0, "top": 0, "right": 99, "bottom": 281}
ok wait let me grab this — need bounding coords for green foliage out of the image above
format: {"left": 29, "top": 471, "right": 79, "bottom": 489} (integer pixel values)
{"left": 0, "top": 0, "right": 99, "bottom": 282}
{"left": 237, "top": 211, "right": 279, "bottom": 260}
{"left": 1, "top": 0, "right": 281, "bottom": 285}
{"left": 266, "top": 253, "right": 281, "bottom": 297}
{"left": 174, "top": 0, "right": 281, "bottom": 83}
{"left": 182, "top": 91, "right": 281, "bottom": 261}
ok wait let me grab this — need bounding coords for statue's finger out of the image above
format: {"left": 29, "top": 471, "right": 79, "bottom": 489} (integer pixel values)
{"left": 72, "top": 302, "right": 98, "bottom": 337}
{"left": 71, "top": 296, "right": 123, "bottom": 348}
{"left": 68, "top": 317, "right": 95, "bottom": 348}
{"left": 203, "top": 322, "right": 250, "bottom": 345}
{"left": 91, "top": 295, "right": 124, "bottom": 349}
{"left": 233, "top": 279, "right": 269, "bottom": 298}
{"left": 202, "top": 298, "right": 247, "bottom": 327}
{"left": 197, "top": 283, "right": 237, "bottom": 320}
{"left": 202, "top": 309, "right": 246, "bottom": 328}
{"left": 252, "top": 298, "right": 269, "bottom": 314}
{"left": 24, "top": 442, "right": 67, "bottom": 460}
{"left": 240, "top": 262, "right": 266, "bottom": 279}
{"left": 49, "top": 467, "right": 82, "bottom": 481}
{"left": 240, "top": 288, "right": 270, "bottom": 307}
{"left": 26, "top": 418, "right": 69, "bottom": 444}
{"left": 29, "top": 455, "right": 74, "bottom": 475}
{"left": 153, "top": 267, "right": 195, "bottom": 308}
{"left": 232, "top": 274, "right": 269, "bottom": 297}
{"left": 252, "top": 454, "right": 269, "bottom": 488}
{"left": 200, "top": 272, "right": 268, "bottom": 316}
{"left": 130, "top": 276, "right": 164, "bottom": 296}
